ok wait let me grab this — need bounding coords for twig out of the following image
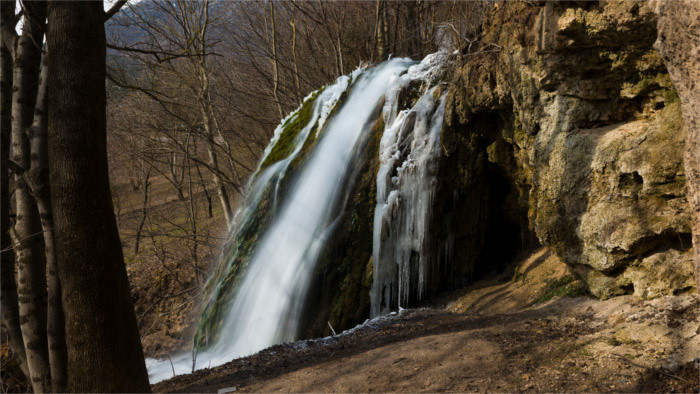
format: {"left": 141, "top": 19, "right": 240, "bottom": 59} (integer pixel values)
{"left": 167, "top": 355, "right": 176, "bottom": 378}
{"left": 106, "top": 43, "right": 222, "bottom": 63}
{"left": 1, "top": 228, "right": 50, "bottom": 253}
{"left": 327, "top": 321, "right": 336, "bottom": 336}
{"left": 7, "top": 159, "right": 25, "bottom": 175}
{"left": 104, "top": 0, "right": 127, "bottom": 21}
{"left": 611, "top": 354, "right": 690, "bottom": 383}
{"left": 191, "top": 345, "right": 198, "bottom": 373}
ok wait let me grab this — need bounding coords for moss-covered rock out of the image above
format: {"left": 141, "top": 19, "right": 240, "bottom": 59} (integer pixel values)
{"left": 195, "top": 86, "right": 343, "bottom": 347}
{"left": 258, "top": 90, "right": 322, "bottom": 173}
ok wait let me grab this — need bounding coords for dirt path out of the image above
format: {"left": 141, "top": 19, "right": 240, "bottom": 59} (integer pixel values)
{"left": 153, "top": 249, "right": 700, "bottom": 393}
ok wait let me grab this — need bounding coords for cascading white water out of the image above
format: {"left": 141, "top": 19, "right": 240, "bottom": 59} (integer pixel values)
{"left": 370, "top": 51, "right": 448, "bottom": 317}
{"left": 146, "top": 58, "right": 415, "bottom": 384}
{"left": 204, "top": 59, "right": 414, "bottom": 357}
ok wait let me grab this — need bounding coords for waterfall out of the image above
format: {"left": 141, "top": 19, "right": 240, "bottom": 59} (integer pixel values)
{"left": 146, "top": 52, "right": 449, "bottom": 384}
{"left": 146, "top": 57, "right": 418, "bottom": 384}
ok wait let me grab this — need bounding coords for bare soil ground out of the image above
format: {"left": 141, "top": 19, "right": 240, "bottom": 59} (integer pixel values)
{"left": 153, "top": 248, "right": 700, "bottom": 393}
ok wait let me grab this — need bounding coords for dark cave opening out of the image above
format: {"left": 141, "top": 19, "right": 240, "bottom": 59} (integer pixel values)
{"left": 472, "top": 162, "right": 537, "bottom": 280}
{"left": 432, "top": 110, "right": 540, "bottom": 291}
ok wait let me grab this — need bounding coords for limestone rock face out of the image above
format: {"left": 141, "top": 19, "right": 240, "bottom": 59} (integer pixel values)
{"left": 650, "top": 0, "right": 700, "bottom": 290}
{"left": 562, "top": 105, "right": 693, "bottom": 298}
{"left": 445, "top": 0, "right": 695, "bottom": 298}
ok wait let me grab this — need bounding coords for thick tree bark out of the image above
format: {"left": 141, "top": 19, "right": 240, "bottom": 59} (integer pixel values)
{"left": 9, "top": 1, "right": 50, "bottom": 391}
{"left": 651, "top": 0, "right": 700, "bottom": 290}
{"left": 0, "top": 0, "right": 18, "bottom": 52}
{"left": 46, "top": 1, "right": 151, "bottom": 392}
{"left": 0, "top": 16, "right": 29, "bottom": 379}
{"left": 27, "top": 53, "right": 68, "bottom": 393}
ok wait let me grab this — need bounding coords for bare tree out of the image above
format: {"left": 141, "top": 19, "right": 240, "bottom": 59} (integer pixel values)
{"left": 0, "top": 0, "right": 28, "bottom": 380}
{"left": 268, "top": 1, "right": 284, "bottom": 120}
{"left": 7, "top": 1, "right": 51, "bottom": 391}
{"left": 46, "top": 1, "right": 150, "bottom": 391}
{"left": 27, "top": 50, "right": 67, "bottom": 393}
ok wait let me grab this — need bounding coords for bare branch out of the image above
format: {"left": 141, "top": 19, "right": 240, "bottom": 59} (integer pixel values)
{"left": 104, "top": 0, "right": 127, "bottom": 21}
{"left": 106, "top": 42, "right": 221, "bottom": 63}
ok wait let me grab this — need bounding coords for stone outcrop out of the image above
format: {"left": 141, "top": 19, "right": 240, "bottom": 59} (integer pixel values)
{"left": 444, "top": 0, "right": 695, "bottom": 298}
{"left": 650, "top": 0, "right": 700, "bottom": 290}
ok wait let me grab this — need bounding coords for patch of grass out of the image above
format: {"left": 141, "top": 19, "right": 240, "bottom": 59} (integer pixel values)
{"left": 536, "top": 275, "right": 588, "bottom": 304}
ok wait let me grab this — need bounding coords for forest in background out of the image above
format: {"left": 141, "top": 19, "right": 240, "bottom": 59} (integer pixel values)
{"left": 1, "top": 1, "right": 493, "bottom": 392}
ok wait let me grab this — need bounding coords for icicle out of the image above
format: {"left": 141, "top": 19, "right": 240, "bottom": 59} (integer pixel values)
{"left": 370, "top": 51, "right": 449, "bottom": 317}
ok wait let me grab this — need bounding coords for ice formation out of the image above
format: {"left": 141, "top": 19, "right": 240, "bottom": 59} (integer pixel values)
{"left": 370, "top": 51, "right": 448, "bottom": 317}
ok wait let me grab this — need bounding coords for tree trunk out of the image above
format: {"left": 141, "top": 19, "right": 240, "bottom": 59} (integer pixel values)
{"left": 336, "top": 31, "right": 344, "bottom": 75}
{"left": 269, "top": 1, "right": 284, "bottom": 120}
{"left": 133, "top": 169, "right": 151, "bottom": 255}
{"left": 9, "top": 1, "right": 51, "bottom": 391}
{"left": 403, "top": 1, "right": 420, "bottom": 58}
{"left": 197, "top": 76, "right": 233, "bottom": 225}
{"left": 375, "top": 0, "right": 387, "bottom": 60}
{"left": 0, "top": 21, "right": 29, "bottom": 379}
{"left": 391, "top": 3, "right": 400, "bottom": 55}
{"left": 203, "top": 132, "right": 233, "bottom": 226}
{"left": 196, "top": 74, "right": 233, "bottom": 226}
{"left": 195, "top": 162, "right": 213, "bottom": 219}
{"left": 289, "top": 19, "right": 302, "bottom": 103}
{"left": 46, "top": 1, "right": 151, "bottom": 391}
{"left": 651, "top": 0, "right": 700, "bottom": 290}
{"left": 191, "top": 0, "right": 233, "bottom": 227}
{"left": 27, "top": 50, "right": 68, "bottom": 394}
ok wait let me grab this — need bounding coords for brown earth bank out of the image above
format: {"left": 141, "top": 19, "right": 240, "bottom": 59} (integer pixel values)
{"left": 153, "top": 248, "right": 700, "bottom": 393}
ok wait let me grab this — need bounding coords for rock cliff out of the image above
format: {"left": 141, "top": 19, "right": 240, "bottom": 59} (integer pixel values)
{"left": 650, "top": 0, "right": 700, "bottom": 290}
{"left": 443, "top": 0, "right": 695, "bottom": 298}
